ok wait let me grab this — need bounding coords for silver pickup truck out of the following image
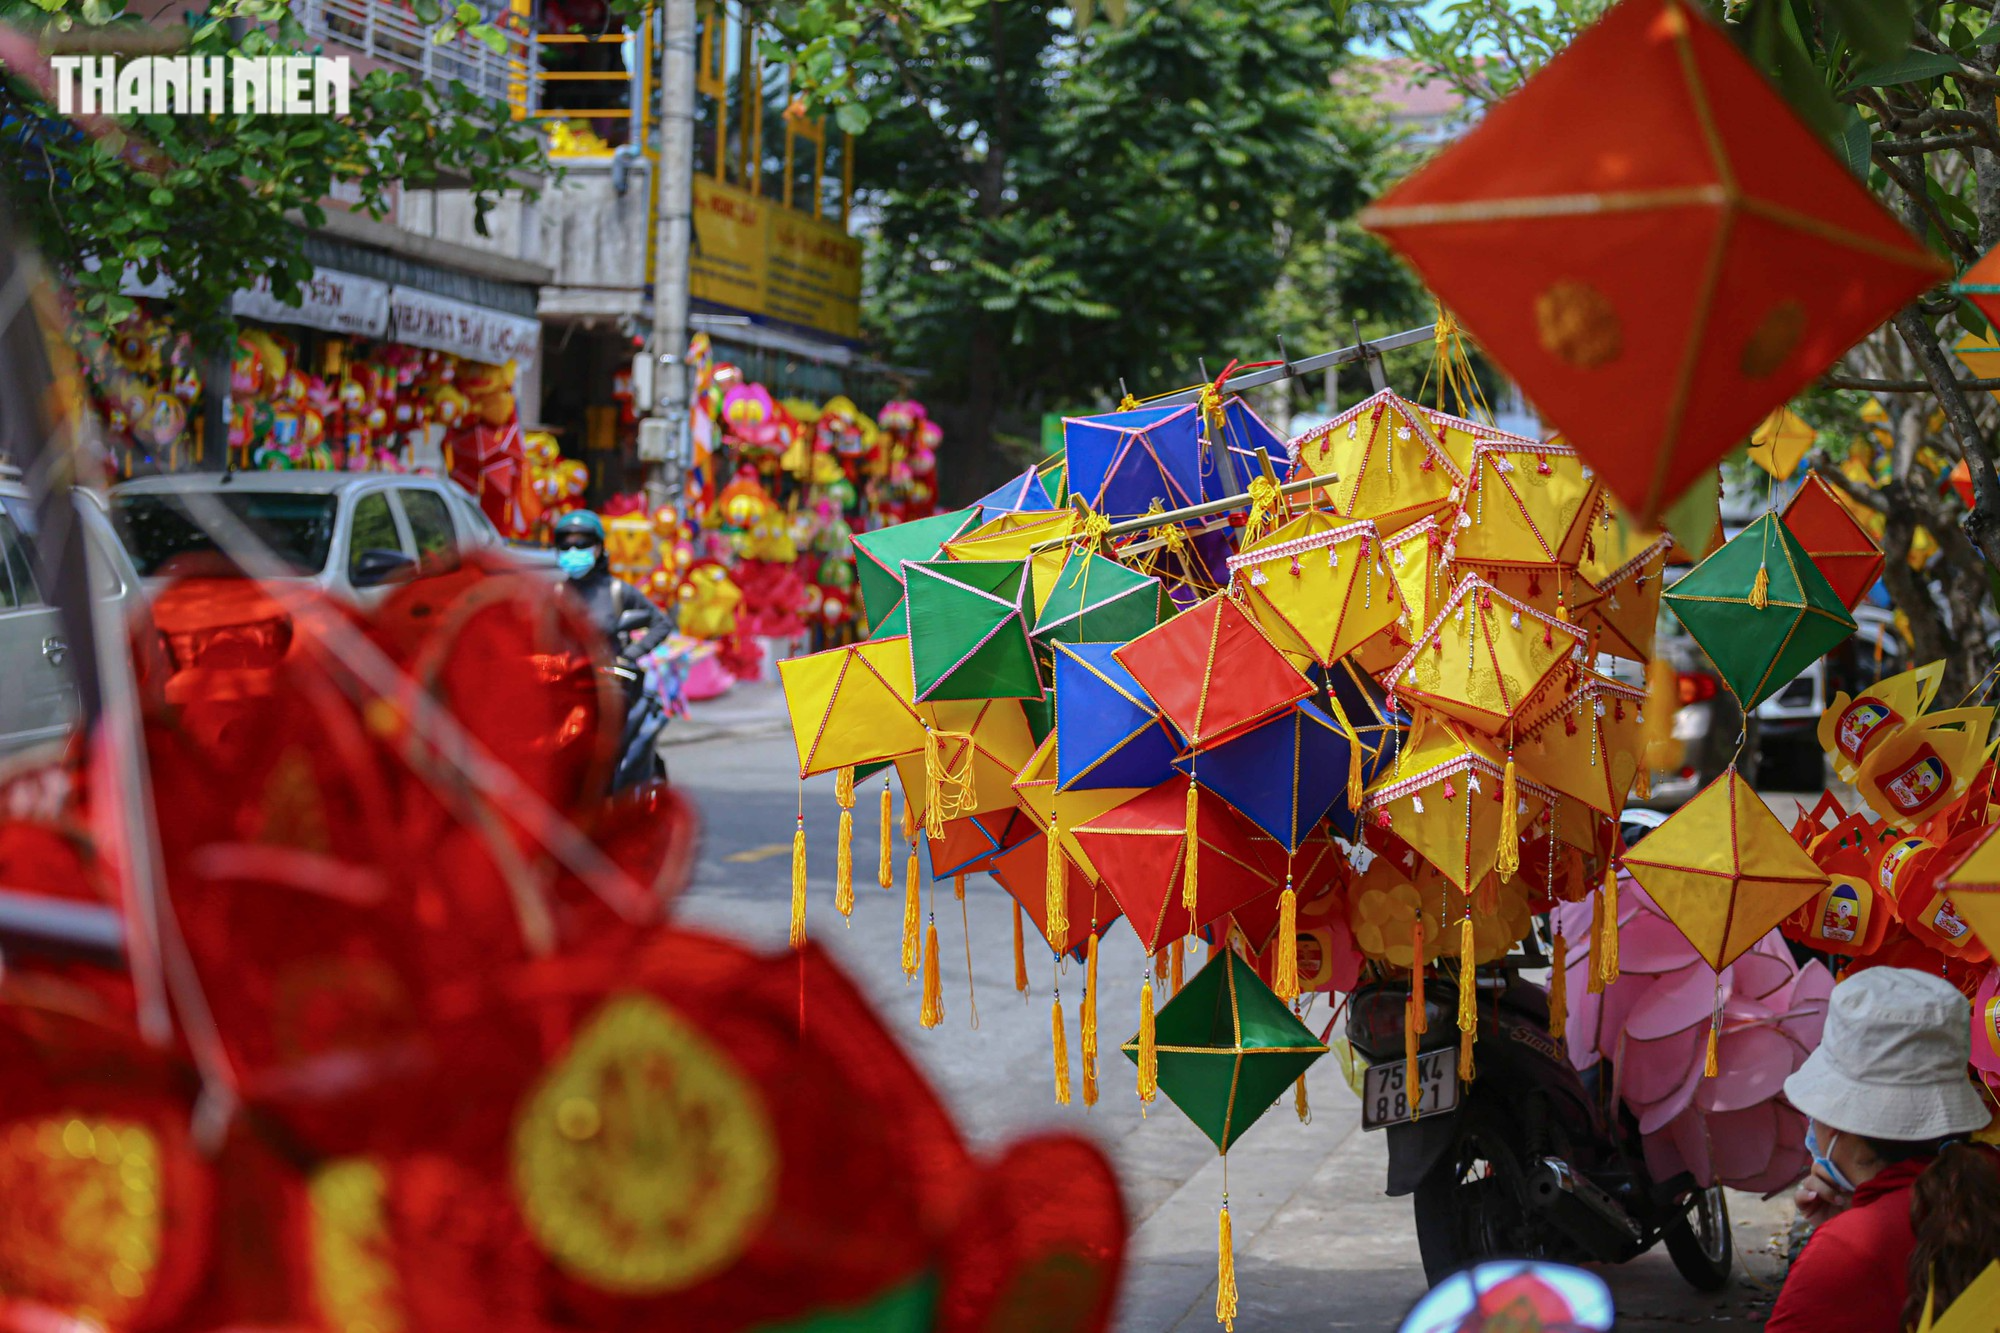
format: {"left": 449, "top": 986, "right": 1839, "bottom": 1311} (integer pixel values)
{"left": 109, "top": 470, "right": 557, "bottom": 602}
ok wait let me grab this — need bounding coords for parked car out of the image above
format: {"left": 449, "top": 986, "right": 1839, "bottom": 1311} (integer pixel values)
{"left": 109, "top": 471, "right": 556, "bottom": 604}
{"left": 0, "top": 478, "right": 151, "bottom": 756}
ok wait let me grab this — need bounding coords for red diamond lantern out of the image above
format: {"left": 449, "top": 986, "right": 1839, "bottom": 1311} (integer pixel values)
{"left": 1361, "top": 0, "right": 1943, "bottom": 526}
{"left": 1780, "top": 473, "right": 1884, "bottom": 612}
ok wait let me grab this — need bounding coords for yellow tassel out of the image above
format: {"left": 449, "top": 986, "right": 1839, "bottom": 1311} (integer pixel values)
{"left": 1182, "top": 780, "right": 1200, "bottom": 916}
{"left": 1013, "top": 900, "right": 1029, "bottom": 994}
{"left": 1704, "top": 1012, "right": 1721, "bottom": 1078}
{"left": 1294, "top": 1072, "right": 1310, "bottom": 1124}
{"left": 1052, "top": 993, "right": 1072, "bottom": 1105}
{"left": 1216, "top": 1200, "right": 1239, "bottom": 1332}
{"left": 1457, "top": 914, "right": 1476, "bottom": 1033}
{"left": 1346, "top": 718, "right": 1365, "bottom": 812}
{"left": 1599, "top": 864, "right": 1620, "bottom": 987}
{"left": 920, "top": 916, "right": 944, "bottom": 1027}
{"left": 1171, "top": 936, "right": 1185, "bottom": 992}
{"left": 954, "top": 872, "right": 966, "bottom": 901}
{"left": 1550, "top": 932, "right": 1569, "bottom": 1044}
{"left": 1411, "top": 919, "right": 1427, "bottom": 1032}
{"left": 790, "top": 816, "right": 808, "bottom": 949}
{"left": 835, "top": 809, "right": 855, "bottom": 921}
{"left": 903, "top": 793, "right": 918, "bottom": 844}
{"left": 1459, "top": 1020, "right": 1476, "bottom": 1081}
{"left": 1081, "top": 932, "right": 1100, "bottom": 1107}
{"left": 1636, "top": 765, "right": 1651, "bottom": 800}
{"left": 1405, "top": 990, "right": 1420, "bottom": 1121}
{"left": 1138, "top": 976, "right": 1159, "bottom": 1104}
{"left": 1275, "top": 886, "right": 1300, "bottom": 1001}
{"left": 1045, "top": 820, "right": 1070, "bottom": 948}
{"left": 1154, "top": 948, "right": 1170, "bottom": 983}
{"left": 901, "top": 849, "right": 921, "bottom": 978}
{"left": 1497, "top": 756, "right": 1520, "bottom": 878}
{"left": 836, "top": 765, "right": 856, "bottom": 808}
{"left": 923, "top": 728, "right": 945, "bottom": 840}
{"left": 1749, "top": 562, "right": 1770, "bottom": 610}
{"left": 879, "top": 782, "right": 894, "bottom": 890}
{"left": 1587, "top": 888, "right": 1606, "bottom": 995}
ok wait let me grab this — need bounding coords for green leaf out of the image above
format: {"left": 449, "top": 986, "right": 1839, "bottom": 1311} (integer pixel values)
{"left": 1824, "top": 0, "right": 1914, "bottom": 65}
{"left": 1834, "top": 109, "right": 1871, "bottom": 178}
{"left": 475, "top": 24, "right": 509, "bottom": 54}
{"left": 1960, "top": 22, "right": 2000, "bottom": 51}
{"left": 412, "top": 0, "right": 442, "bottom": 22}
{"left": 1958, "top": 298, "right": 1992, "bottom": 341}
{"left": 834, "top": 101, "right": 871, "bottom": 136}
{"left": 1842, "top": 50, "right": 1964, "bottom": 91}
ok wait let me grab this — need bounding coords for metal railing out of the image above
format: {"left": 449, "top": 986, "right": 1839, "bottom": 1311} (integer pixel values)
{"left": 296, "top": 0, "right": 538, "bottom": 111}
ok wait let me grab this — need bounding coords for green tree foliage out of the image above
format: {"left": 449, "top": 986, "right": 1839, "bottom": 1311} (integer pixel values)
{"left": 1375, "top": 0, "right": 2000, "bottom": 683}
{"left": 0, "top": 0, "right": 548, "bottom": 355}
{"left": 848, "top": 0, "right": 1408, "bottom": 492}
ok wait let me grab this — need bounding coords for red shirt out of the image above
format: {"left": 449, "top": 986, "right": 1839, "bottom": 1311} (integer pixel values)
{"left": 1766, "top": 1157, "right": 1930, "bottom": 1333}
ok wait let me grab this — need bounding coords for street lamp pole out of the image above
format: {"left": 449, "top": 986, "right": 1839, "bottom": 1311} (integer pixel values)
{"left": 648, "top": 0, "right": 697, "bottom": 510}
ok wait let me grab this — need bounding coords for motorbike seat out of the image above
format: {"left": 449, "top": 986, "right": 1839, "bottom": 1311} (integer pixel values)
{"left": 1498, "top": 978, "right": 1553, "bottom": 1027}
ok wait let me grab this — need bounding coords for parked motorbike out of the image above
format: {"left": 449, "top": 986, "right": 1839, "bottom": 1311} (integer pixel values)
{"left": 1345, "top": 958, "right": 1731, "bottom": 1289}
{"left": 607, "top": 607, "right": 668, "bottom": 793}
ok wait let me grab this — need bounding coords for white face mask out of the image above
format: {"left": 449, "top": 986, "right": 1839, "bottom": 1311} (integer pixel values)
{"left": 1806, "top": 1121, "right": 1858, "bottom": 1194}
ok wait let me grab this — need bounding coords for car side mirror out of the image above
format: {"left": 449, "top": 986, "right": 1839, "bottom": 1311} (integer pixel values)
{"left": 352, "top": 548, "right": 416, "bottom": 587}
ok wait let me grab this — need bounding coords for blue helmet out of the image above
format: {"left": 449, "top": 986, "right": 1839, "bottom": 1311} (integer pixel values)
{"left": 551, "top": 510, "right": 606, "bottom": 543}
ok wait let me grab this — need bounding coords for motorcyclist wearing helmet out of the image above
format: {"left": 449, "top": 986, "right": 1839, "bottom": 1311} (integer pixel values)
{"left": 553, "top": 510, "right": 674, "bottom": 662}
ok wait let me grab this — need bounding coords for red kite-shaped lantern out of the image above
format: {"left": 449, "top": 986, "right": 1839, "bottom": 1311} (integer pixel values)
{"left": 1361, "top": 0, "right": 1943, "bottom": 525}
{"left": 1114, "top": 594, "right": 1310, "bottom": 751}
{"left": 1781, "top": 473, "right": 1885, "bottom": 612}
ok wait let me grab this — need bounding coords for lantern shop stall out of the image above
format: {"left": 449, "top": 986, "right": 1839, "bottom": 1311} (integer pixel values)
{"left": 82, "top": 262, "right": 548, "bottom": 540}
{"left": 583, "top": 333, "right": 947, "bottom": 706}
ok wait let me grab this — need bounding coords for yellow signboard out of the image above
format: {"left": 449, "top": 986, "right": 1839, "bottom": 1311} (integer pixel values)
{"left": 691, "top": 177, "right": 861, "bottom": 341}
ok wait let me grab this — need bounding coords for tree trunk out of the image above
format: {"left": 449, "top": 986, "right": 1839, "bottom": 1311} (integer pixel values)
{"left": 198, "top": 343, "right": 230, "bottom": 472}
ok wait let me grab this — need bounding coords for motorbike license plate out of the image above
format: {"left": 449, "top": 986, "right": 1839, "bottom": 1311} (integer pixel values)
{"left": 1360, "top": 1050, "right": 1460, "bottom": 1130}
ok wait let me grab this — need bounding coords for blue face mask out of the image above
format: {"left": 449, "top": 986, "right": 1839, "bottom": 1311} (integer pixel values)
{"left": 558, "top": 547, "right": 598, "bottom": 580}
{"left": 1806, "top": 1121, "right": 1858, "bottom": 1194}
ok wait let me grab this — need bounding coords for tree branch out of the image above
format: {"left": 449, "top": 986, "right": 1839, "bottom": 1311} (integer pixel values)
{"left": 1874, "top": 153, "right": 1983, "bottom": 263}
{"left": 1810, "top": 455, "right": 1889, "bottom": 514}
{"left": 1823, "top": 372, "right": 2000, "bottom": 392}
{"left": 1894, "top": 307, "right": 2000, "bottom": 572}
{"left": 1878, "top": 131, "right": 1986, "bottom": 156}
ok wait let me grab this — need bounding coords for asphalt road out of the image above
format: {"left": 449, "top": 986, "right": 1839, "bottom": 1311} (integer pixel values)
{"left": 669, "top": 727, "right": 1797, "bottom": 1332}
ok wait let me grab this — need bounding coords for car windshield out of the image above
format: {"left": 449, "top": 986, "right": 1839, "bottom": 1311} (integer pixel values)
{"left": 113, "top": 490, "right": 338, "bottom": 577}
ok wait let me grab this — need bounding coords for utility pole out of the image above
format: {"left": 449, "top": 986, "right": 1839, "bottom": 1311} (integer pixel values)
{"left": 647, "top": 0, "right": 696, "bottom": 510}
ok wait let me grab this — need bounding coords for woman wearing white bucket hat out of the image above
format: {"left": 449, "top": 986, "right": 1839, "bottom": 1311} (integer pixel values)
{"left": 1766, "top": 967, "right": 2000, "bottom": 1331}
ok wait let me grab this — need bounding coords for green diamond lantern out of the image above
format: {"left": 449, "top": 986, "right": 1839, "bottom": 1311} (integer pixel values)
{"left": 853, "top": 507, "right": 979, "bottom": 637}
{"left": 1122, "top": 950, "right": 1326, "bottom": 1152}
{"left": 1031, "top": 550, "right": 1173, "bottom": 648}
{"left": 1663, "top": 512, "right": 1855, "bottom": 710}
{"left": 904, "top": 558, "right": 1046, "bottom": 702}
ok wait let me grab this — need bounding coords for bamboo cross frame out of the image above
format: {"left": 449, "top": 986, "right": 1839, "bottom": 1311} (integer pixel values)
{"left": 1032, "top": 323, "right": 1440, "bottom": 552}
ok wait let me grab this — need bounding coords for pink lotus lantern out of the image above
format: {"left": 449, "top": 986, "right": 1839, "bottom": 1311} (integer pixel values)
{"left": 1556, "top": 879, "right": 1831, "bottom": 1194}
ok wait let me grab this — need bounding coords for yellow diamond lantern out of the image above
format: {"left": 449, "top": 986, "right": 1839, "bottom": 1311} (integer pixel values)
{"left": 1390, "top": 574, "right": 1589, "bottom": 737}
{"left": 778, "top": 637, "right": 927, "bottom": 778}
{"left": 1227, "top": 513, "right": 1402, "bottom": 667}
{"left": 1355, "top": 516, "right": 1449, "bottom": 676}
{"left": 894, "top": 698, "right": 1040, "bottom": 825}
{"left": 1516, "top": 670, "right": 1648, "bottom": 816}
{"left": 1288, "top": 389, "right": 1462, "bottom": 536}
{"left": 1452, "top": 437, "right": 1603, "bottom": 571}
{"left": 1620, "top": 768, "right": 1828, "bottom": 971}
{"left": 1365, "top": 716, "right": 1553, "bottom": 893}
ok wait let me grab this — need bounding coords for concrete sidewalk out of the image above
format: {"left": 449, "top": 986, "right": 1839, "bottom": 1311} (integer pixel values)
{"left": 662, "top": 680, "right": 792, "bottom": 747}
{"left": 1113, "top": 1056, "right": 1789, "bottom": 1331}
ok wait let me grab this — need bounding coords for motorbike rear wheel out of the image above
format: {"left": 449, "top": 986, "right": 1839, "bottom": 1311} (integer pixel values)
{"left": 1412, "top": 1112, "right": 1533, "bottom": 1284}
{"left": 1663, "top": 1185, "right": 1733, "bottom": 1291}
